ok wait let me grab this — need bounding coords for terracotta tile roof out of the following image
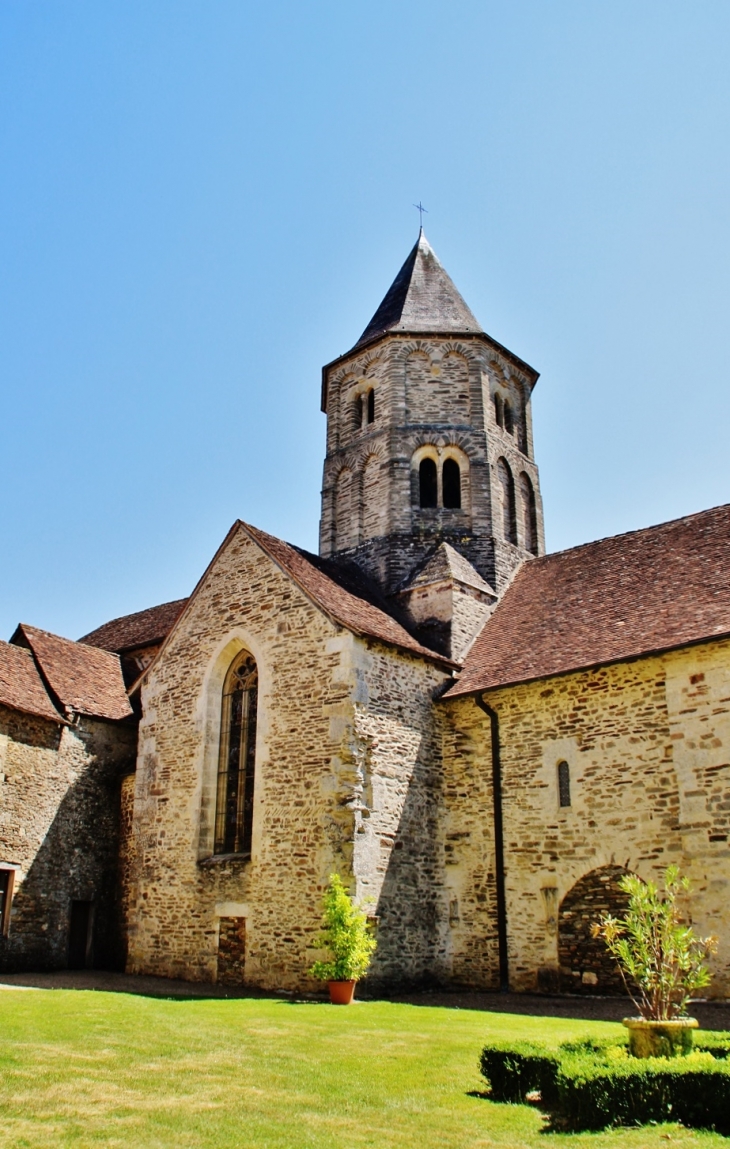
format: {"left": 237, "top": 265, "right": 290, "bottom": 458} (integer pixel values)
{"left": 445, "top": 503, "right": 730, "bottom": 698}
{"left": 80, "top": 598, "right": 188, "bottom": 653}
{"left": 12, "top": 625, "right": 133, "bottom": 721}
{"left": 0, "top": 641, "right": 64, "bottom": 723}
{"left": 241, "top": 523, "right": 456, "bottom": 667}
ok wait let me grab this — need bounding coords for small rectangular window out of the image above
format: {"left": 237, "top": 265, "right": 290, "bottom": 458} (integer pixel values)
{"left": 558, "top": 761, "right": 571, "bottom": 808}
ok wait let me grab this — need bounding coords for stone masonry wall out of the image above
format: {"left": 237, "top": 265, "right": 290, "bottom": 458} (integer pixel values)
{"left": 126, "top": 524, "right": 451, "bottom": 991}
{"left": 0, "top": 705, "right": 136, "bottom": 971}
{"left": 441, "top": 639, "right": 730, "bottom": 997}
{"left": 320, "top": 333, "right": 543, "bottom": 596}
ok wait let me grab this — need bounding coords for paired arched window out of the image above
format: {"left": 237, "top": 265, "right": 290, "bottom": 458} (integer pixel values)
{"left": 497, "top": 457, "right": 517, "bottom": 544}
{"left": 503, "top": 401, "right": 514, "bottom": 436}
{"left": 418, "top": 454, "right": 463, "bottom": 509}
{"left": 520, "top": 472, "right": 538, "bottom": 555}
{"left": 352, "top": 389, "right": 376, "bottom": 431}
{"left": 215, "top": 651, "right": 258, "bottom": 856}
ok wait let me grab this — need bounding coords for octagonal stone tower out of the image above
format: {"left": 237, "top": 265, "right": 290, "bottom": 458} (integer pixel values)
{"left": 319, "top": 231, "right": 544, "bottom": 597}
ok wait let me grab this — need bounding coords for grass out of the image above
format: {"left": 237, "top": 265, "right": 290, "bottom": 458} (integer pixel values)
{"left": 0, "top": 988, "right": 725, "bottom": 1148}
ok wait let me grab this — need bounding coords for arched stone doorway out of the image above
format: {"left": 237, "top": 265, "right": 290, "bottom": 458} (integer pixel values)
{"left": 558, "top": 865, "right": 632, "bottom": 994}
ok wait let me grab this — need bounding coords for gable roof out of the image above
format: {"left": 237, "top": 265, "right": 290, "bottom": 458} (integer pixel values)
{"left": 80, "top": 598, "right": 188, "bottom": 653}
{"left": 446, "top": 503, "right": 730, "bottom": 698}
{"left": 242, "top": 524, "right": 456, "bottom": 667}
{"left": 11, "top": 624, "right": 133, "bottom": 721}
{"left": 131, "top": 520, "right": 456, "bottom": 692}
{"left": 356, "top": 231, "right": 483, "bottom": 348}
{"left": 0, "top": 641, "right": 64, "bottom": 723}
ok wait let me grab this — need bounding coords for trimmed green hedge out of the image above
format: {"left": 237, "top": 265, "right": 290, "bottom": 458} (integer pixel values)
{"left": 478, "top": 1040, "right": 559, "bottom": 1105}
{"left": 479, "top": 1032, "right": 730, "bottom": 1132}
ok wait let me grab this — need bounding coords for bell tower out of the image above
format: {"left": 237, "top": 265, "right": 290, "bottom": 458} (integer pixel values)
{"left": 319, "top": 231, "right": 545, "bottom": 599}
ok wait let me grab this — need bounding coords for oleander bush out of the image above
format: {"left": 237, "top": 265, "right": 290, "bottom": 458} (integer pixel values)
{"left": 479, "top": 1034, "right": 730, "bottom": 1132}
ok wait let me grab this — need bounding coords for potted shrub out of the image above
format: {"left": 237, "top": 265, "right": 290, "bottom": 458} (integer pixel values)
{"left": 309, "top": 873, "right": 377, "bottom": 1004}
{"left": 591, "top": 865, "right": 718, "bottom": 1057}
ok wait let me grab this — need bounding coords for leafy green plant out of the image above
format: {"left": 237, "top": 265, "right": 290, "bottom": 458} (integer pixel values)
{"left": 309, "top": 873, "right": 377, "bottom": 982}
{"left": 590, "top": 865, "right": 718, "bottom": 1020}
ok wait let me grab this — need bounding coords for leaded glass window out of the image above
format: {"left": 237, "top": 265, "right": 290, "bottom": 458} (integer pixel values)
{"left": 558, "top": 760, "right": 571, "bottom": 808}
{"left": 215, "top": 652, "right": 258, "bottom": 856}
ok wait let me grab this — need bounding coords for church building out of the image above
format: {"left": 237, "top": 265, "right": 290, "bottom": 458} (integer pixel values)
{"left": 1, "top": 231, "right": 729, "bottom": 995}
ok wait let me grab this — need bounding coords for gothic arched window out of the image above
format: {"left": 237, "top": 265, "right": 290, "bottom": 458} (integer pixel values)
{"left": 520, "top": 471, "right": 538, "bottom": 555}
{"left": 497, "top": 457, "right": 517, "bottom": 545}
{"left": 215, "top": 652, "right": 258, "bottom": 856}
{"left": 367, "top": 389, "right": 375, "bottom": 424}
{"left": 442, "top": 458, "right": 461, "bottom": 509}
{"left": 419, "top": 458, "right": 438, "bottom": 508}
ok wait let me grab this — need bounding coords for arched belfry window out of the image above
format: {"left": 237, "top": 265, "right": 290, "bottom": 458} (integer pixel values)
{"left": 503, "top": 401, "right": 514, "bottom": 435}
{"left": 366, "top": 388, "right": 375, "bottom": 424}
{"left": 215, "top": 651, "right": 258, "bottom": 856}
{"left": 442, "top": 458, "right": 461, "bottom": 509}
{"left": 419, "top": 457, "right": 438, "bottom": 508}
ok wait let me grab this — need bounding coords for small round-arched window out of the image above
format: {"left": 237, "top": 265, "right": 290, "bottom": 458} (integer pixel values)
{"left": 419, "top": 458, "right": 438, "bottom": 508}
{"left": 442, "top": 458, "right": 461, "bottom": 509}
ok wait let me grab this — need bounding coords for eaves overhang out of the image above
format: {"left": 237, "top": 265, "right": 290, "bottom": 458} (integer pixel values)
{"left": 320, "top": 329, "right": 540, "bottom": 413}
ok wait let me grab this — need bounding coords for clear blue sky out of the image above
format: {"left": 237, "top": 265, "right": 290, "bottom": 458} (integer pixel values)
{"left": 2, "top": 1, "right": 730, "bottom": 641}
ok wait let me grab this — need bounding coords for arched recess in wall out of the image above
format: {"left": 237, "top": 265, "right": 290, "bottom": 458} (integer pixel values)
{"left": 520, "top": 472, "right": 538, "bottom": 555}
{"left": 405, "top": 350, "right": 433, "bottom": 422}
{"left": 335, "top": 467, "right": 359, "bottom": 551}
{"left": 497, "top": 457, "right": 517, "bottom": 545}
{"left": 494, "top": 393, "right": 504, "bottom": 428}
{"left": 362, "top": 454, "right": 386, "bottom": 539}
{"left": 441, "top": 350, "right": 470, "bottom": 423}
{"left": 214, "top": 650, "right": 258, "bottom": 857}
{"left": 558, "top": 866, "right": 632, "bottom": 994}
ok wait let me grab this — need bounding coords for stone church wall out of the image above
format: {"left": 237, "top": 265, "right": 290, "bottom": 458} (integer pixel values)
{"left": 441, "top": 638, "right": 730, "bottom": 997}
{"left": 0, "top": 705, "right": 136, "bottom": 971}
{"left": 125, "top": 526, "right": 452, "bottom": 991}
{"left": 320, "top": 334, "right": 544, "bottom": 596}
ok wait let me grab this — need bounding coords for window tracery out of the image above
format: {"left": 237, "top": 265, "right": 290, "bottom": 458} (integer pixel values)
{"left": 214, "top": 651, "right": 258, "bottom": 856}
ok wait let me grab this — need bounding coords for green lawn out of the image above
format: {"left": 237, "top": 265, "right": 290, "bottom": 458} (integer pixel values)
{"left": 0, "top": 988, "right": 724, "bottom": 1148}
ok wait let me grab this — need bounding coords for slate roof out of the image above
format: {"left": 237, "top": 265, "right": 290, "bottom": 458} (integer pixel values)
{"left": 356, "top": 231, "right": 483, "bottom": 348}
{"left": 80, "top": 598, "right": 188, "bottom": 653}
{"left": 400, "top": 542, "right": 496, "bottom": 596}
{"left": 11, "top": 624, "right": 133, "bottom": 721}
{"left": 242, "top": 523, "right": 456, "bottom": 667}
{"left": 446, "top": 503, "right": 730, "bottom": 698}
{"left": 0, "top": 641, "right": 64, "bottom": 723}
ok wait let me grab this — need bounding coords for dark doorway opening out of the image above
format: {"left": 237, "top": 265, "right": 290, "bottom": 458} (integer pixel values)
{"left": 68, "top": 900, "right": 94, "bottom": 969}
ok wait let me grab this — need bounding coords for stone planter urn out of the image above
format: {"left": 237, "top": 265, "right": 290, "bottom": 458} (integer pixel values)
{"left": 328, "top": 979, "right": 356, "bottom": 1005}
{"left": 623, "top": 1017, "right": 698, "bottom": 1058}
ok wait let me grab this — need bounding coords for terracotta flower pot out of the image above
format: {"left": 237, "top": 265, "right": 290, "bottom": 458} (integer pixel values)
{"left": 328, "top": 979, "right": 356, "bottom": 1005}
{"left": 623, "top": 1017, "right": 698, "bottom": 1058}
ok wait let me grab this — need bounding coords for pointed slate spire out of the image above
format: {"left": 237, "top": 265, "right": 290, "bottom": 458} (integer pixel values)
{"left": 356, "top": 230, "right": 483, "bottom": 347}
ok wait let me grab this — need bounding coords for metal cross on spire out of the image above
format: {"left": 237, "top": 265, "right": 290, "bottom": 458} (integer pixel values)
{"left": 413, "top": 201, "right": 428, "bottom": 229}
